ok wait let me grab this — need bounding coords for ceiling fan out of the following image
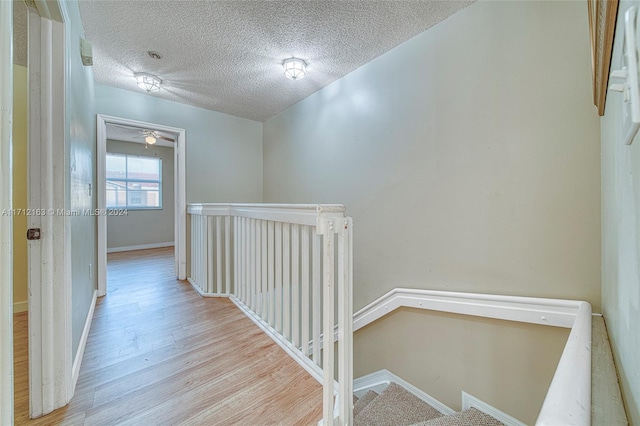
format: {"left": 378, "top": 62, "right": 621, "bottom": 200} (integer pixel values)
{"left": 140, "top": 129, "right": 174, "bottom": 145}
{"left": 109, "top": 124, "right": 175, "bottom": 145}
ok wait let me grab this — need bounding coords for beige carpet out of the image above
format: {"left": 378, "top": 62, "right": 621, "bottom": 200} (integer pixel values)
{"left": 410, "top": 407, "right": 506, "bottom": 426}
{"left": 354, "top": 382, "right": 443, "bottom": 426}
{"left": 354, "top": 390, "right": 378, "bottom": 417}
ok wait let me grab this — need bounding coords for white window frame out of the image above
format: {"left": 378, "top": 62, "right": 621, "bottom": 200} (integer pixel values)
{"left": 106, "top": 153, "right": 163, "bottom": 210}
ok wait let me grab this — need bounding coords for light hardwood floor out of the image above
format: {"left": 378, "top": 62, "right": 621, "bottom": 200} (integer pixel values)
{"left": 14, "top": 247, "right": 323, "bottom": 425}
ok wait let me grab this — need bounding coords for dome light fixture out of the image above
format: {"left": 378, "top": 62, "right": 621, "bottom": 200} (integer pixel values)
{"left": 282, "top": 57, "right": 307, "bottom": 80}
{"left": 135, "top": 72, "right": 162, "bottom": 92}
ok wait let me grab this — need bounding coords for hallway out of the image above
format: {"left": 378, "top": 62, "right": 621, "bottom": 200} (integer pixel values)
{"left": 13, "top": 247, "right": 323, "bottom": 425}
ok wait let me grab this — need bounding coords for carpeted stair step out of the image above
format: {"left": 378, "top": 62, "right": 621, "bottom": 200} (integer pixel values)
{"left": 354, "top": 390, "right": 378, "bottom": 417}
{"left": 354, "top": 382, "right": 443, "bottom": 426}
{"left": 410, "top": 407, "right": 506, "bottom": 426}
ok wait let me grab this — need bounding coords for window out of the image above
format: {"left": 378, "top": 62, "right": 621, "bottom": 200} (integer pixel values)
{"left": 106, "top": 153, "right": 162, "bottom": 209}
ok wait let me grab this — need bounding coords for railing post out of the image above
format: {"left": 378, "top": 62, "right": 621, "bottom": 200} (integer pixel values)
{"left": 338, "top": 218, "right": 353, "bottom": 426}
{"left": 320, "top": 217, "right": 335, "bottom": 426}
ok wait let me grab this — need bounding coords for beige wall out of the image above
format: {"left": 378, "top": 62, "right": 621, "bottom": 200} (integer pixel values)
{"left": 12, "top": 64, "right": 27, "bottom": 312}
{"left": 263, "top": 1, "right": 601, "bottom": 418}
{"left": 106, "top": 140, "right": 174, "bottom": 250}
{"left": 355, "top": 308, "right": 569, "bottom": 424}
{"left": 601, "top": 2, "right": 640, "bottom": 423}
{"left": 263, "top": 0, "right": 601, "bottom": 311}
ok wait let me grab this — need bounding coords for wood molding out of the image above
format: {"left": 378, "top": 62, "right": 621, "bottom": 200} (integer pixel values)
{"left": 589, "top": 0, "right": 620, "bottom": 116}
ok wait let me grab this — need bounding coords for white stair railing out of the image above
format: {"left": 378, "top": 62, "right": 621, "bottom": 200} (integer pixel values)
{"left": 188, "top": 203, "right": 353, "bottom": 426}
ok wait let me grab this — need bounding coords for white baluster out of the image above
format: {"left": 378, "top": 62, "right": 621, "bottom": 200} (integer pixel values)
{"left": 301, "top": 225, "right": 310, "bottom": 356}
{"left": 268, "top": 221, "right": 275, "bottom": 327}
{"left": 255, "top": 219, "right": 262, "bottom": 317}
{"left": 225, "top": 215, "right": 231, "bottom": 294}
{"left": 291, "top": 224, "right": 300, "bottom": 348}
{"left": 312, "top": 231, "right": 321, "bottom": 366}
{"left": 275, "top": 222, "right": 282, "bottom": 334}
{"left": 216, "top": 216, "right": 222, "bottom": 294}
{"left": 251, "top": 218, "right": 256, "bottom": 311}
{"left": 283, "top": 223, "right": 291, "bottom": 340}
{"left": 261, "top": 220, "right": 268, "bottom": 322}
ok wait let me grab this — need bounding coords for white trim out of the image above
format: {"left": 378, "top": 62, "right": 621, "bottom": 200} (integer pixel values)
{"left": 351, "top": 288, "right": 592, "bottom": 426}
{"left": 186, "top": 277, "right": 231, "bottom": 298}
{"left": 97, "top": 115, "right": 187, "bottom": 298}
{"left": 188, "top": 203, "right": 346, "bottom": 227}
{"left": 27, "top": 7, "right": 72, "bottom": 417}
{"left": 71, "top": 290, "right": 97, "bottom": 391}
{"left": 106, "top": 242, "right": 174, "bottom": 254}
{"left": 462, "top": 392, "right": 526, "bottom": 426}
{"left": 353, "top": 369, "right": 455, "bottom": 416}
{"left": 354, "top": 288, "right": 583, "bottom": 331}
{"left": 13, "top": 301, "right": 28, "bottom": 313}
{"left": 229, "top": 295, "right": 325, "bottom": 385}
{"left": 0, "top": 1, "right": 14, "bottom": 423}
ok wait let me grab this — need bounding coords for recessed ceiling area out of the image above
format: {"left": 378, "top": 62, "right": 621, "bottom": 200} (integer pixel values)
{"left": 79, "top": 1, "right": 473, "bottom": 122}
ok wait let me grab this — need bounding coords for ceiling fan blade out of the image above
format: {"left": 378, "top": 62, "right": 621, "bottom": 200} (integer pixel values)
{"left": 109, "top": 123, "right": 141, "bottom": 131}
{"left": 155, "top": 134, "right": 175, "bottom": 142}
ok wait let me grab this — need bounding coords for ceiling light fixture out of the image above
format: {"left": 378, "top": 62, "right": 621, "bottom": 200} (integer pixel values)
{"left": 135, "top": 72, "right": 162, "bottom": 92}
{"left": 282, "top": 57, "right": 307, "bottom": 80}
{"left": 145, "top": 135, "right": 157, "bottom": 145}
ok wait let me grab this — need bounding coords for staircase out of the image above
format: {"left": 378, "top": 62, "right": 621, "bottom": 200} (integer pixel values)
{"left": 353, "top": 383, "right": 505, "bottom": 426}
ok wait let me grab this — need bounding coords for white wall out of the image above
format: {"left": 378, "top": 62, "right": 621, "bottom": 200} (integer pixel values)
{"left": 95, "top": 84, "right": 263, "bottom": 204}
{"left": 263, "top": 0, "right": 601, "bottom": 312}
{"left": 106, "top": 140, "right": 174, "bottom": 250}
{"left": 601, "top": 2, "right": 640, "bottom": 423}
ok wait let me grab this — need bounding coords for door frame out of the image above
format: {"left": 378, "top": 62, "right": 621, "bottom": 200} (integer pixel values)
{"left": 96, "top": 114, "right": 187, "bottom": 296}
{"left": 0, "top": 1, "right": 14, "bottom": 424}
{"left": 27, "top": 2, "right": 71, "bottom": 418}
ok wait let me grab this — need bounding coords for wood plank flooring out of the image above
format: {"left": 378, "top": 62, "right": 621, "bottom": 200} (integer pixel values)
{"left": 13, "top": 247, "right": 323, "bottom": 425}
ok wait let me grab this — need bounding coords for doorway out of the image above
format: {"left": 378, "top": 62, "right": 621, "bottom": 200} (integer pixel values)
{"left": 96, "top": 115, "right": 187, "bottom": 297}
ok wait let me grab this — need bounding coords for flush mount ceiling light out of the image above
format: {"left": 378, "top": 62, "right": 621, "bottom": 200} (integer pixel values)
{"left": 135, "top": 72, "right": 162, "bottom": 92}
{"left": 282, "top": 57, "right": 307, "bottom": 80}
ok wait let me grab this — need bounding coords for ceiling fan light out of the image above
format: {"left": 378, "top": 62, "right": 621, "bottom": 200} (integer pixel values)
{"left": 135, "top": 72, "right": 162, "bottom": 92}
{"left": 145, "top": 135, "right": 157, "bottom": 144}
{"left": 282, "top": 57, "right": 307, "bottom": 80}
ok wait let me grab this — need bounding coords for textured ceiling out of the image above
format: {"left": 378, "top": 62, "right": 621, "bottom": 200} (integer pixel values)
{"left": 79, "top": 1, "right": 473, "bottom": 122}
{"left": 13, "top": 1, "right": 27, "bottom": 67}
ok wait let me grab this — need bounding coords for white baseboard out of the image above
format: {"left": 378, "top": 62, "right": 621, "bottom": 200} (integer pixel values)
{"left": 186, "top": 277, "right": 231, "bottom": 298}
{"left": 106, "top": 242, "right": 174, "bottom": 253}
{"left": 462, "top": 392, "right": 526, "bottom": 426}
{"left": 354, "top": 369, "right": 455, "bottom": 416}
{"left": 71, "top": 290, "right": 97, "bottom": 391}
{"left": 13, "top": 301, "right": 28, "bottom": 313}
